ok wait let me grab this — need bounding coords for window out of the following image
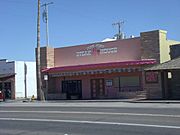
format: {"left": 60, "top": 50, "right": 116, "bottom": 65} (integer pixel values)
{"left": 113, "top": 76, "right": 141, "bottom": 92}
{"left": 113, "top": 77, "right": 119, "bottom": 88}
{"left": 119, "top": 76, "right": 141, "bottom": 92}
{"left": 62, "top": 80, "right": 82, "bottom": 94}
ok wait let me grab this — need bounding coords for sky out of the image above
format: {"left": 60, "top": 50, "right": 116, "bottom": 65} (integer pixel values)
{"left": 0, "top": 0, "right": 180, "bottom": 61}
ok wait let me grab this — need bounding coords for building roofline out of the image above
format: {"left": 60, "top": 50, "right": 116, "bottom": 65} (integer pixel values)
{"left": 54, "top": 37, "right": 140, "bottom": 50}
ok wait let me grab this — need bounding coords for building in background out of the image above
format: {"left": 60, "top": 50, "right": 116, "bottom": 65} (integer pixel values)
{"left": 145, "top": 44, "right": 180, "bottom": 99}
{"left": 0, "top": 59, "right": 37, "bottom": 99}
{"left": 41, "top": 30, "right": 180, "bottom": 100}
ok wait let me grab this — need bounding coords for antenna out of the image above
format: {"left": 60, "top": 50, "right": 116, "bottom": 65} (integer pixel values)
{"left": 112, "top": 21, "right": 124, "bottom": 39}
{"left": 41, "top": 2, "right": 53, "bottom": 47}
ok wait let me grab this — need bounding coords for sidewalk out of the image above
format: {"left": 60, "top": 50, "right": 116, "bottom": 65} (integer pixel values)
{"left": 1, "top": 98, "right": 180, "bottom": 104}
{"left": 130, "top": 99, "right": 180, "bottom": 104}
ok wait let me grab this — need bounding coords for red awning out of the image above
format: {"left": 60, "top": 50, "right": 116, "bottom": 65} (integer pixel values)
{"left": 42, "top": 59, "right": 156, "bottom": 73}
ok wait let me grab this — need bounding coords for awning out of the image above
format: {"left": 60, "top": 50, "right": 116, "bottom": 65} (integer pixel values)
{"left": 0, "top": 73, "right": 16, "bottom": 81}
{"left": 43, "top": 59, "right": 156, "bottom": 73}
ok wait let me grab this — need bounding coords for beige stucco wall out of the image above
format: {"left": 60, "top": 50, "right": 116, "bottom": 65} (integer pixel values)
{"left": 168, "top": 40, "right": 180, "bottom": 46}
{"left": 159, "top": 31, "right": 180, "bottom": 63}
{"left": 159, "top": 30, "right": 170, "bottom": 63}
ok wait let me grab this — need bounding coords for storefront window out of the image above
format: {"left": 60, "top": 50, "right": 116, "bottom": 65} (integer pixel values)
{"left": 113, "top": 77, "right": 120, "bottom": 88}
{"left": 119, "top": 76, "right": 141, "bottom": 92}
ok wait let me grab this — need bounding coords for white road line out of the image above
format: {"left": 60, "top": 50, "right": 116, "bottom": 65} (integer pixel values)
{"left": 0, "top": 117, "right": 180, "bottom": 129}
{"left": 0, "top": 110, "right": 180, "bottom": 118}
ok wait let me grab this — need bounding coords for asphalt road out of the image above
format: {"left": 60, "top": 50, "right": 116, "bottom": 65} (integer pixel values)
{"left": 0, "top": 101, "right": 180, "bottom": 135}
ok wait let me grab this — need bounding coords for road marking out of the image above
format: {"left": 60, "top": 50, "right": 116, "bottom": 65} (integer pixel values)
{"left": 0, "top": 117, "right": 180, "bottom": 129}
{"left": 0, "top": 110, "right": 180, "bottom": 118}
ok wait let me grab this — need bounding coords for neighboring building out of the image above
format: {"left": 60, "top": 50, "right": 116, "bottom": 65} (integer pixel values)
{"left": 145, "top": 44, "right": 180, "bottom": 99}
{"left": 0, "top": 59, "right": 37, "bottom": 99}
{"left": 40, "top": 30, "right": 180, "bottom": 100}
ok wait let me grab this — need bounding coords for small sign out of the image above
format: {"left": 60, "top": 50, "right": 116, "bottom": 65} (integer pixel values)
{"left": 44, "top": 75, "right": 48, "bottom": 80}
{"left": 106, "top": 79, "right": 113, "bottom": 86}
{"left": 145, "top": 71, "right": 158, "bottom": 83}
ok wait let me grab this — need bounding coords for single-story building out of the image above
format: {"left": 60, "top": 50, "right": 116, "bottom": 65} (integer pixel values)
{"left": 144, "top": 44, "right": 180, "bottom": 99}
{"left": 40, "top": 30, "right": 180, "bottom": 100}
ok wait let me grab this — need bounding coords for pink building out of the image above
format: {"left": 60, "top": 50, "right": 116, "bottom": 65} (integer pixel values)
{"left": 40, "top": 30, "right": 179, "bottom": 99}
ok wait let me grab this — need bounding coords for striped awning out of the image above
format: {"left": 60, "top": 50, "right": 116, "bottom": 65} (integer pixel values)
{"left": 49, "top": 67, "right": 142, "bottom": 77}
{"left": 43, "top": 59, "right": 156, "bottom": 73}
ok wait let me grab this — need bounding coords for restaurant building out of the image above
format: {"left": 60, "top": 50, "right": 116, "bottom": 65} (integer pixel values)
{"left": 41, "top": 30, "right": 180, "bottom": 99}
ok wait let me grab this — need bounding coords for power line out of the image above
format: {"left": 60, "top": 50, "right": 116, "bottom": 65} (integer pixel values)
{"left": 41, "top": 2, "right": 53, "bottom": 47}
{"left": 112, "top": 21, "right": 124, "bottom": 39}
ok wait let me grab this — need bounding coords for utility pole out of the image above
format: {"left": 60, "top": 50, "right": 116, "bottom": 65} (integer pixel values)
{"left": 41, "top": 2, "right": 53, "bottom": 47}
{"left": 24, "top": 62, "right": 27, "bottom": 99}
{"left": 112, "top": 21, "right": 124, "bottom": 39}
{"left": 36, "top": 0, "right": 44, "bottom": 101}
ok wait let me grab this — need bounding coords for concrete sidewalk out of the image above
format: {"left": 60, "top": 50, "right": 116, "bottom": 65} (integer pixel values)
{"left": 130, "top": 99, "right": 180, "bottom": 104}
{"left": 1, "top": 98, "right": 180, "bottom": 104}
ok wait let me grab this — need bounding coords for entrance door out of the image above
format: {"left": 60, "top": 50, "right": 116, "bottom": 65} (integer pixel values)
{"left": 0, "top": 82, "right": 12, "bottom": 99}
{"left": 62, "top": 80, "right": 82, "bottom": 99}
{"left": 91, "top": 78, "right": 105, "bottom": 99}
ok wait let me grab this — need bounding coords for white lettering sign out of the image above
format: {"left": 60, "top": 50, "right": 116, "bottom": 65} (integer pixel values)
{"left": 76, "top": 44, "right": 118, "bottom": 57}
{"left": 76, "top": 50, "right": 91, "bottom": 57}
{"left": 100, "top": 47, "right": 117, "bottom": 54}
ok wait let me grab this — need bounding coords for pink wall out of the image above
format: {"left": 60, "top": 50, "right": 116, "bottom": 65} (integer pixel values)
{"left": 53, "top": 72, "right": 141, "bottom": 99}
{"left": 54, "top": 38, "right": 141, "bottom": 67}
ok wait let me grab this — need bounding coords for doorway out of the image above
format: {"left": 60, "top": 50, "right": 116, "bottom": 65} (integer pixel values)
{"left": 0, "top": 82, "right": 12, "bottom": 99}
{"left": 62, "top": 80, "right": 82, "bottom": 99}
{"left": 91, "top": 78, "right": 105, "bottom": 99}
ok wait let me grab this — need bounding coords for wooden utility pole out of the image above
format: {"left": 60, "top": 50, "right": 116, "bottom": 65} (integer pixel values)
{"left": 24, "top": 63, "right": 27, "bottom": 99}
{"left": 36, "top": 0, "right": 45, "bottom": 100}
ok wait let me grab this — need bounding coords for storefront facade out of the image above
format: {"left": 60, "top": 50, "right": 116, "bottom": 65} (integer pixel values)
{"left": 144, "top": 44, "right": 180, "bottom": 99}
{"left": 41, "top": 30, "right": 180, "bottom": 99}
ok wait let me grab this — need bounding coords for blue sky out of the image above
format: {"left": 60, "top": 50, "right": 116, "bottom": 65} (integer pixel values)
{"left": 0, "top": 0, "right": 180, "bottom": 61}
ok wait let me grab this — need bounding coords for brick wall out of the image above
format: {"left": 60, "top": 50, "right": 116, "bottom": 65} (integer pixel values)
{"left": 143, "top": 71, "right": 163, "bottom": 99}
{"left": 140, "top": 30, "right": 169, "bottom": 64}
{"left": 140, "top": 30, "right": 160, "bottom": 63}
{"left": 141, "top": 30, "right": 173, "bottom": 99}
{"left": 40, "top": 47, "right": 54, "bottom": 69}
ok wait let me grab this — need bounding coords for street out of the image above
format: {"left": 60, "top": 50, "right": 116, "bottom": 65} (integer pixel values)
{"left": 0, "top": 101, "right": 180, "bottom": 135}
